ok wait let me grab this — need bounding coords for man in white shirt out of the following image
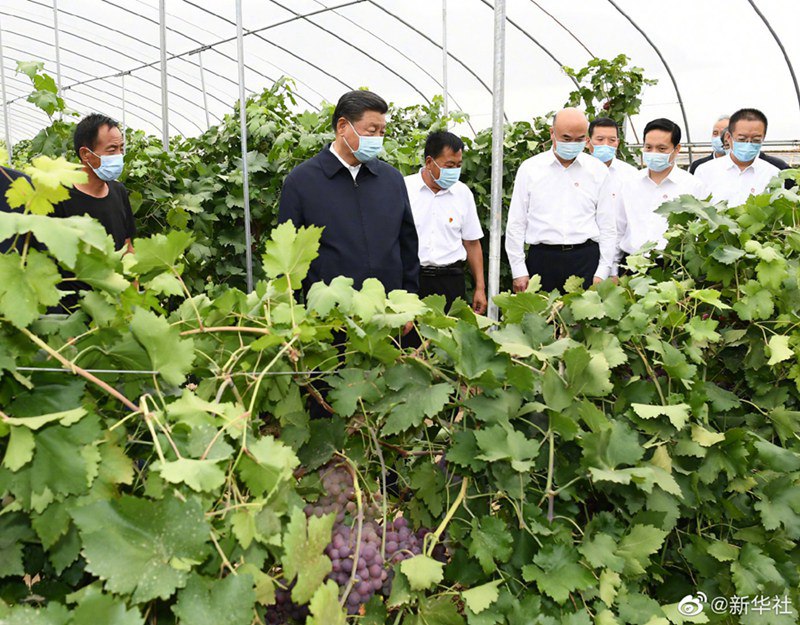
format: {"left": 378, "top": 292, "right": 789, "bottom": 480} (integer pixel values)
{"left": 694, "top": 108, "right": 780, "bottom": 206}
{"left": 505, "top": 107, "right": 616, "bottom": 293}
{"left": 616, "top": 118, "right": 708, "bottom": 275}
{"left": 405, "top": 131, "right": 487, "bottom": 313}
{"left": 586, "top": 116, "right": 639, "bottom": 185}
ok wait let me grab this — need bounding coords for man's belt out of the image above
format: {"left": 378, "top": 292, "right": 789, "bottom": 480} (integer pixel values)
{"left": 530, "top": 239, "right": 596, "bottom": 251}
{"left": 420, "top": 261, "right": 465, "bottom": 276}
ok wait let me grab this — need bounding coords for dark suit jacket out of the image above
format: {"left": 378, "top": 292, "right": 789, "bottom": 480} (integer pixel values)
{"left": 278, "top": 145, "right": 419, "bottom": 294}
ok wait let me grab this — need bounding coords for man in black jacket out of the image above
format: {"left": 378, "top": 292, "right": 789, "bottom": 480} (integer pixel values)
{"left": 278, "top": 90, "right": 419, "bottom": 297}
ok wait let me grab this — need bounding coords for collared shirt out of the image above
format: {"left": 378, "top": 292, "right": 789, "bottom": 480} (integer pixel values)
{"left": 694, "top": 153, "right": 779, "bottom": 206}
{"left": 607, "top": 157, "right": 640, "bottom": 185}
{"left": 616, "top": 166, "right": 708, "bottom": 269}
{"left": 404, "top": 170, "right": 484, "bottom": 266}
{"left": 505, "top": 149, "right": 616, "bottom": 280}
{"left": 329, "top": 143, "right": 361, "bottom": 180}
{"left": 278, "top": 144, "right": 419, "bottom": 293}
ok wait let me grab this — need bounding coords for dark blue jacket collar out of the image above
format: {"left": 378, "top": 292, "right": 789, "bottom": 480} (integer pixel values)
{"left": 319, "top": 143, "right": 381, "bottom": 178}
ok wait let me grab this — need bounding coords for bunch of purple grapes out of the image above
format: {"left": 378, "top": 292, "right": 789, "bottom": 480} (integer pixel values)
{"left": 298, "top": 462, "right": 441, "bottom": 617}
{"left": 326, "top": 520, "right": 388, "bottom": 614}
{"left": 264, "top": 583, "right": 308, "bottom": 625}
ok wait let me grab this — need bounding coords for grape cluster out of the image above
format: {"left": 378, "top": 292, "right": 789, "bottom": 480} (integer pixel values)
{"left": 326, "top": 520, "right": 387, "bottom": 613}
{"left": 264, "top": 582, "right": 308, "bottom": 625}
{"left": 281, "top": 462, "right": 440, "bottom": 619}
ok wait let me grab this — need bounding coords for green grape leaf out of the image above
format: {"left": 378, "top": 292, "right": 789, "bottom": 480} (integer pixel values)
{"left": 474, "top": 425, "right": 540, "bottom": 472}
{"left": 766, "top": 335, "right": 793, "bottom": 366}
{"left": 26, "top": 155, "right": 87, "bottom": 190}
{"left": 172, "top": 573, "right": 255, "bottom": 625}
{"left": 130, "top": 308, "right": 195, "bottom": 385}
{"left": 3, "top": 426, "right": 35, "bottom": 471}
{"left": 237, "top": 435, "right": 299, "bottom": 496}
{"left": 71, "top": 495, "right": 210, "bottom": 602}
{"left": 282, "top": 508, "right": 334, "bottom": 604}
{"left": 380, "top": 382, "right": 452, "bottom": 436}
{"left": 307, "top": 580, "right": 347, "bottom": 625}
{"left": 400, "top": 554, "right": 444, "bottom": 591}
{"left": 262, "top": 222, "right": 323, "bottom": 286}
{"left": 616, "top": 525, "right": 668, "bottom": 575}
{"left": 306, "top": 275, "right": 354, "bottom": 316}
{"left": 326, "top": 368, "right": 385, "bottom": 417}
{"left": 129, "top": 230, "right": 194, "bottom": 274}
{"left": 632, "top": 403, "right": 691, "bottom": 430}
{"left": 468, "top": 516, "right": 513, "bottom": 573}
{"left": 157, "top": 458, "right": 226, "bottom": 493}
{"left": 70, "top": 587, "right": 144, "bottom": 625}
{"left": 522, "top": 544, "right": 594, "bottom": 603}
{"left": 0, "top": 250, "right": 62, "bottom": 328}
{"left": 461, "top": 580, "right": 502, "bottom": 614}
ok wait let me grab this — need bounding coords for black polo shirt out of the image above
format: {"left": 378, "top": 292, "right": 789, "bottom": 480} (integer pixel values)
{"left": 278, "top": 145, "right": 419, "bottom": 294}
{"left": 53, "top": 181, "right": 135, "bottom": 250}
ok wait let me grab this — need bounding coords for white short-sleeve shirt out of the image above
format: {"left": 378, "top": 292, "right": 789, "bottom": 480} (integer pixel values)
{"left": 694, "top": 153, "right": 779, "bottom": 206}
{"left": 404, "top": 171, "right": 484, "bottom": 267}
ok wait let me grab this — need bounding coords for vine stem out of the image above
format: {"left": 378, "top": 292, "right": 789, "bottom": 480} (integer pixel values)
{"left": 19, "top": 326, "right": 139, "bottom": 412}
{"left": 425, "top": 476, "right": 469, "bottom": 557}
{"left": 337, "top": 455, "right": 363, "bottom": 609}
{"left": 140, "top": 397, "right": 167, "bottom": 465}
{"left": 362, "top": 405, "right": 389, "bottom": 560}
{"left": 210, "top": 530, "right": 237, "bottom": 575}
{"left": 180, "top": 325, "right": 271, "bottom": 337}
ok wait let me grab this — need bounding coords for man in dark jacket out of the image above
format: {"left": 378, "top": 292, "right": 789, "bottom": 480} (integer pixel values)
{"left": 0, "top": 166, "right": 31, "bottom": 253}
{"left": 278, "top": 90, "right": 419, "bottom": 296}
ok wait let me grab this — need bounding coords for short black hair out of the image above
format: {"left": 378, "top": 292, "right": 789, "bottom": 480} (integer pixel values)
{"left": 73, "top": 113, "right": 120, "bottom": 155}
{"left": 331, "top": 90, "right": 388, "bottom": 132}
{"left": 424, "top": 131, "right": 464, "bottom": 160}
{"left": 643, "top": 118, "right": 681, "bottom": 147}
{"left": 728, "top": 108, "right": 768, "bottom": 135}
{"left": 588, "top": 117, "right": 619, "bottom": 138}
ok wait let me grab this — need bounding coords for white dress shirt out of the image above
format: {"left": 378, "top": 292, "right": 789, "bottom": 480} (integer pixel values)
{"left": 616, "top": 166, "right": 708, "bottom": 271}
{"left": 505, "top": 149, "right": 616, "bottom": 280}
{"left": 405, "top": 171, "right": 484, "bottom": 266}
{"left": 329, "top": 143, "right": 361, "bottom": 180}
{"left": 694, "top": 153, "right": 779, "bottom": 206}
{"left": 607, "top": 157, "right": 640, "bottom": 185}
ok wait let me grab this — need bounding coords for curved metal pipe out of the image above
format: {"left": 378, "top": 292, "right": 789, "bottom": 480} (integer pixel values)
{"left": 747, "top": 0, "right": 800, "bottom": 118}
{"left": 605, "top": 0, "right": 693, "bottom": 160}
{"left": 99, "top": 0, "right": 327, "bottom": 109}
{"left": 0, "top": 64, "right": 187, "bottom": 136}
{"left": 365, "top": 0, "right": 505, "bottom": 122}
{"left": 525, "top": 0, "right": 640, "bottom": 143}
{"left": 267, "top": 0, "right": 431, "bottom": 104}
{"left": 305, "top": 0, "right": 474, "bottom": 130}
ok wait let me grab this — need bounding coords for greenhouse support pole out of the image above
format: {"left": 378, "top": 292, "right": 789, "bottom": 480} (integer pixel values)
{"left": 52, "top": 0, "right": 62, "bottom": 95}
{"left": 442, "top": 0, "right": 449, "bottom": 121}
{"left": 158, "top": 0, "right": 169, "bottom": 151}
{"left": 487, "top": 0, "right": 506, "bottom": 322}
{"left": 236, "top": 0, "right": 254, "bottom": 293}
{"left": 198, "top": 51, "right": 211, "bottom": 129}
{"left": 120, "top": 74, "right": 127, "bottom": 138}
{"left": 0, "top": 22, "right": 11, "bottom": 164}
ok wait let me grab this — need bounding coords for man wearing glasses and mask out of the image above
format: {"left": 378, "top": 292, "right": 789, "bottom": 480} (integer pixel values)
{"left": 694, "top": 108, "right": 780, "bottom": 206}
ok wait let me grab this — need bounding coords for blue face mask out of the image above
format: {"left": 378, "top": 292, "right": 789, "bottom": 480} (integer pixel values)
{"left": 591, "top": 144, "right": 616, "bottom": 163}
{"left": 642, "top": 151, "right": 674, "bottom": 173}
{"left": 88, "top": 150, "right": 124, "bottom": 181}
{"left": 731, "top": 141, "right": 761, "bottom": 162}
{"left": 346, "top": 120, "right": 384, "bottom": 162}
{"left": 711, "top": 136, "right": 725, "bottom": 154}
{"left": 431, "top": 160, "right": 461, "bottom": 189}
{"left": 554, "top": 140, "right": 585, "bottom": 161}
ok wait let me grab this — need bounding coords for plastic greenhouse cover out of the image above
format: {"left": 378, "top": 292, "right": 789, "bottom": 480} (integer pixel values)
{"left": 0, "top": 0, "right": 798, "bottom": 147}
